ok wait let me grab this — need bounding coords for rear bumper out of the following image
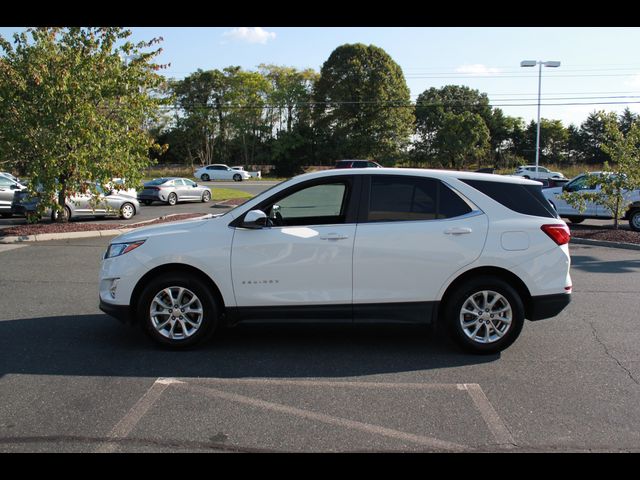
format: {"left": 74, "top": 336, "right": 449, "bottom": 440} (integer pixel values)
{"left": 527, "top": 293, "right": 571, "bottom": 321}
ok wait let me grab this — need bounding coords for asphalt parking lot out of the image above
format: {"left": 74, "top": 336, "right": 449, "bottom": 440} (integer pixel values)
{"left": 0, "top": 234, "right": 639, "bottom": 452}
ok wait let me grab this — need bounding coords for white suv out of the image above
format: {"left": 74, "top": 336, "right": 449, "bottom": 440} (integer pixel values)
{"left": 99, "top": 168, "right": 572, "bottom": 354}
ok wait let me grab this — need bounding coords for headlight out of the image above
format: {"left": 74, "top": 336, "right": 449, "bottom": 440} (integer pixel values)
{"left": 104, "top": 240, "right": 145, "bottom": 259}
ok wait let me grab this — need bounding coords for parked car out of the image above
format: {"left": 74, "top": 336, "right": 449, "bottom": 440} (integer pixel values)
{"left": 542, "top": 172, "right": 640, "bottom": 230}
{"left": 194, "top": 164, "right": 251, "bottom": 182}
{"left": 99, "top": 168, "right": 572, "bottom": 354}
{"left": 513, "top": 165, "right": 566, "bottom": 180}
{"left": 138, "top": 177, "right": 212, "bottom": 206}
{"left": 0, "top": 175, "right": 27, "bottom": 217}
{"left": 232, "top": 166, "right": 261, "bottom": 179}
{"left": 12, "top": 182, "right": 140, "bottom": 221}
{"left": 536, "top": 177, "right": 571, "bottom": 189}
{"left": 334, "top": 159, "right": 383, "bottom": 169}
{"left": 107, "top": 178, "right": 138, "bottom": 198}
{"left": 0, "top": 172, "right": 21, "bottom": 184}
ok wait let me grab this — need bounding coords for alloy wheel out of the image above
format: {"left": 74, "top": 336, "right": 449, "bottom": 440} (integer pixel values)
{"left": 459, "top": 290, "right": 513, "bottom": 344}
{"left": 149, "top": 286, "right": 204, "bottom": 340}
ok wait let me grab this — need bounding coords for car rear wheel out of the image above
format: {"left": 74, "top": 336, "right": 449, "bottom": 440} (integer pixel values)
{"left": 443, "top": 276, "right": 524, "bottom": 354}
{"left": 137, "top": 274, "right": 219, "bottom": 348}
{"left": 142, "top": 200, "right": 152, "bottom": 206}
{"left": 628, "top": 209, "right": 640, "bottom": 232}
{"left": 167, "top": 193, "right": 178, "bottom": 206}
{"left": 201, "top": 174, "right": 210, "bottom": 181}
{"left": 120, "top": 202, "right": 135, "bottom": 220}
{"left": 201, "top": 190, "right": 211, "bottom": 202}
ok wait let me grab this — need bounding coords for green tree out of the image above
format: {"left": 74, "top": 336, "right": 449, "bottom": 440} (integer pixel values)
{"left": 562, "top": 112, "right": 640, "bottom": 229}
{"left": 578, "top": 111, "right": 612, "bottom": 165}
{"left": 0, "top": 27, "right": 167, "bottom": 221}
{"left": 414, "top": 86, "right": 494, "bottom": 168}
{"left": 313, "top": 43, "right": 414, "bottom": 164}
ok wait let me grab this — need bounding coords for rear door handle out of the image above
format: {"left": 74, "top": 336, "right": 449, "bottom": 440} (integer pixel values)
{"left": 444, "top": 227, "right": 473, "bottom": 235}
{"left": 320, "top": 233, "right": 349, "bottom": 241}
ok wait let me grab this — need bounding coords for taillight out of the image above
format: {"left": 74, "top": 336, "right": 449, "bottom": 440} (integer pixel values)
{"left": 541, "top": 224, "right": 571, "bottom": 246}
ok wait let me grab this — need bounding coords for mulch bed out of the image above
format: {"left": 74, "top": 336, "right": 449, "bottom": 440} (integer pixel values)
{"left": 0, "top": 213, "right": 205, "bottom": 237}
{"left": 569, "top": 224, "right": 640, "bottom": 245}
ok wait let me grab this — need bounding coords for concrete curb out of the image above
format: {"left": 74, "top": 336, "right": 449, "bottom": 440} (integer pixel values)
{"left": 570, "top": 237, "right": 640, "bottom": 251}
{"left": 0, "top": 228, "right": 134, "bottom": 243}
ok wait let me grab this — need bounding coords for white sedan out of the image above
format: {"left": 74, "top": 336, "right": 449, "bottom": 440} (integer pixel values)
{"left": 194, "top": 164, "right": 251, "bottom": 182}
{"left": 513, "top": 165, "right": 566, "bottom": 180}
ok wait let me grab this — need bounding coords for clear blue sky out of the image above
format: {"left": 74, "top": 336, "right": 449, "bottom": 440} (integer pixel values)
{"left": 2, "top": 26, "right": 640, "bottom": 127}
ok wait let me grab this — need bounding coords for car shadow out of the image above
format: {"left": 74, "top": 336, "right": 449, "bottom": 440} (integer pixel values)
{"left": 0, "top": 314, "right": 497, "bottom": 379}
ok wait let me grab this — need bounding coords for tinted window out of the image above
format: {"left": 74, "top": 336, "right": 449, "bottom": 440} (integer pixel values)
{"left": 367, "top": 176, "right": 471, "bottom": 222}
{"left": 462, "top": 179, "right": 558, "bottom": 219}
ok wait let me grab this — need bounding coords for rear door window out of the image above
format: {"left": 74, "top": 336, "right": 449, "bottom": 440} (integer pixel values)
{"left": 365, "top": 175, "right": 472, "bottom": 222}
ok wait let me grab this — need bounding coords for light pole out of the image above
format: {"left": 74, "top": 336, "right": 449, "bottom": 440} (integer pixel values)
{"left": 520, "top": 60, "right": 561, "bottom": 175}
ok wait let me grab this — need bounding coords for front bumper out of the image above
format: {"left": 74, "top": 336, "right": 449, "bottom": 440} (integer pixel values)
{"left": 527, "top": 293, "right": 571, "bottom": 321}
{"left": 99, "top": 299, "right": 133, "bottom": 324}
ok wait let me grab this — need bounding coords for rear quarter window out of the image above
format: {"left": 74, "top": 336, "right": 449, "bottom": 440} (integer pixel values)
{"left": 462, "top": 179, "right": 558, "bottom": 219}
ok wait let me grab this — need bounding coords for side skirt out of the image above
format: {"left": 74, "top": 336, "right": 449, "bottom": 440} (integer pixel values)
{"left": 224, "top": 302, "right": 439, "bottom": 327}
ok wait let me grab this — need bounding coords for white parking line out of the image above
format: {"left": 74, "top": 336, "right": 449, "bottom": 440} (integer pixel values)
{"left": 463, "top": 383, "right": 516, "bottom": 448}
{"left": 96, "top": 378, "right": 183, "bottom": 453}
{"left": 96, "top": 377, "right": 514, "bottom": 452}
{"left": 175, "top": 381, "right": 468, "bottom": 452}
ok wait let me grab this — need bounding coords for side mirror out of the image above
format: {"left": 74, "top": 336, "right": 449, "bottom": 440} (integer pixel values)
{"left": 193, "top": 183, "right": 198, "bottom": 187}
{"left": 242, "top": 210, "right": 268, "bottom": 229}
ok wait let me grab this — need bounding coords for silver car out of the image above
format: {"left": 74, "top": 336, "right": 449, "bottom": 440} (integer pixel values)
{"left": 12, "top": 182, "right": 140, "bottom": 221}
{"left": 0, "top": 175, "right": 27, "bottom": 218}
{"left": 138, "top": 177, "right": 212, "bottom": 206}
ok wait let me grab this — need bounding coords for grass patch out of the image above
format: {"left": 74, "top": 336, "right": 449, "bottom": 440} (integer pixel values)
{"left": 211, "top": 187, "right": 253, "bottom": 202}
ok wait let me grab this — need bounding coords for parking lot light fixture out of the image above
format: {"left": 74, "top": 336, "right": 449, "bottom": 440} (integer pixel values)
{"left": 520, "top": 60, "right": 561, "bottom": 175}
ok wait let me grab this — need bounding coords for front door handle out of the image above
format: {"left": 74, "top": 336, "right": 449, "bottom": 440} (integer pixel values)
{"left": 319, "top": 233, "right": 349, "bottom": 241}
{"left": 444, "top": 227, "right": 473, "bottom": 235}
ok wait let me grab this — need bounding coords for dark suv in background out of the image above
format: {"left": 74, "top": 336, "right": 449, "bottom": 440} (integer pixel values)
{"left": 334, "top": 160, "right": 382, "bottom": 169}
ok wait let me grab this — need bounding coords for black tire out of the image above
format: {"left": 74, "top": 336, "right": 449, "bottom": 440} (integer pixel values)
{"left": 443, "top": 276, "right": 525, "bottom": 355}
{"left": 51, "top": 205, "right": 72, "bottom": 222}
{"left": 567, "top": 217, "right": 584, "bottom": 224}
{"left": 142, "top": 200, "right": 152, "bottom": 206}
{"left": 137, "top": 273, "right": 219, "bottom": 349}
{"left": 120, "top": 202, "right": 135, "bottom": 220}
{"left": 167, "top": 193, "right": 178, "bottom": 206}
{"left": 628, "top": 209, "right": 640, "bottom": 232}
{"left": 201, "top": 174, "right": 210, "bottom": 181}
{"left": 233, "top": 174, "right": 242, "bottom": 182}
{"left": 201, "top": 190, "right": 211, "bottom": 202}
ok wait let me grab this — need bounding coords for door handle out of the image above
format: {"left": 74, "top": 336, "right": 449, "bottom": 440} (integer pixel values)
{"left": 444, "top": 227, "right": 472, "bottom": 235}
{"left": 319, "top": 233, "right": 349, "bottom": 241}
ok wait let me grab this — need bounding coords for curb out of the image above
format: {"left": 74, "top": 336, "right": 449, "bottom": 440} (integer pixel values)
{"left": 570, "top": 237, "right": 640, "bottom": 251}
{"left": 0, "top": 213, "right": 211, "bottom": 244}
{"left": 0, "top": 228, "right": 134, "bottom": 244}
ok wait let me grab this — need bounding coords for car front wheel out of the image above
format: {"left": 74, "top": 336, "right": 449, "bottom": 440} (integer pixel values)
{"left": 201, "top": 174, "right": 210, "bottom": 181}
{"left": 167, "top": 193, "right": 178, "bottom": 206}
{"left": 201, "top": 190, "right": 211, "bottom": 202}
{"left": 233, "top": 174, "right": 242, "bottom": 182}
{"left": 443, "top": 276, "right": 525, "bottom": 354}
{"left": 137, "top": 274, "right": 219, "bottom": 348}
